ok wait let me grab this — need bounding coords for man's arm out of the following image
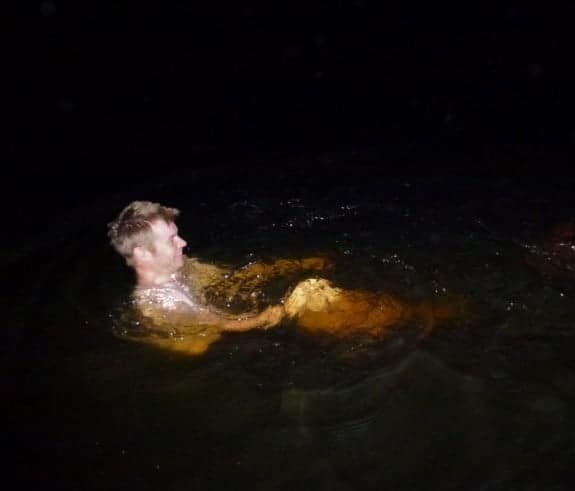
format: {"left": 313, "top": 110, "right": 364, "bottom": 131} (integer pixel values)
{"left": 206, "top": 256, "right": 335, "bottom": 300}
{"left": 138, "top": 296, "right": 285, "bottom": 333}
{"left": 187, "top": 255, "right": 333, "bottom": 287}
{"left": 233, "top": 256, "right": 334, "bottom": 282}
{"left": 182, "top": 255, "right": 334, "bottom": 308}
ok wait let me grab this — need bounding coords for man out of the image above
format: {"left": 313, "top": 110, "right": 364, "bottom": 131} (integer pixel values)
{"left": 108, "top": 201, "right": 336, "bottom": 353}
{"left": 108, "top": 201, "right": 466, "bottom": 355}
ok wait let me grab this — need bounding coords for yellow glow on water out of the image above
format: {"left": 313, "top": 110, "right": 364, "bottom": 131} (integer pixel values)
{"left": 117, "top": 257, "right": 469, "bottom": 357}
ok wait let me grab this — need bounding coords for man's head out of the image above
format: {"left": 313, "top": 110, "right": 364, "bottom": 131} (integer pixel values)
{"left": 108, "top": 201, "right": 187, "bottom": 278}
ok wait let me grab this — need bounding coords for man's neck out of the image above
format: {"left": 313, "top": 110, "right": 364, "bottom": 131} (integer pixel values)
{"left": 136, "top": 269, "right": 177, "bottom": 289}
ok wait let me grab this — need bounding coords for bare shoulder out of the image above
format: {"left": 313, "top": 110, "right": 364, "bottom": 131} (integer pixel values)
{"left": 182, "top": 256, "right": 231, "bottom": 288}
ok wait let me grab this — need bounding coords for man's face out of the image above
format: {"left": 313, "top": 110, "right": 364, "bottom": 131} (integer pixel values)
{"left": 146, "top": 219, "right": 187, "bottom": 274}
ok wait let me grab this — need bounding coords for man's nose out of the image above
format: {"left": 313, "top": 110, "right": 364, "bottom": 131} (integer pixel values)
{"left": 177, "top": 236, "right": 187, "bottom": 248}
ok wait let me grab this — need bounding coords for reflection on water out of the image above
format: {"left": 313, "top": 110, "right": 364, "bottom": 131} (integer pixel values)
{"left": 281, "top": 351, "right": 495, "bottom": 488}
{"left": 6, "top": 173, "right": 575, "bottom": 489}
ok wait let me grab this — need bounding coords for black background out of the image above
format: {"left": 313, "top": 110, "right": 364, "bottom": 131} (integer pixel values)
{"left": 5, "top": 2, "right": 575, "bottom": 211}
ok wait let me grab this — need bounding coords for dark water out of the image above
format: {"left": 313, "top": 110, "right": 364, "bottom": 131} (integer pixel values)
{"left": 5, "top": 168, "right": 575, "bottom": 490}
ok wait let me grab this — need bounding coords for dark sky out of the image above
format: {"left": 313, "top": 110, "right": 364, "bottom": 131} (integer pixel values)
{"left": 3, "top": 2, "right": 575, "bottom": 329}
{"left": 6, "top": 3, "right": 575, "bottom": 190}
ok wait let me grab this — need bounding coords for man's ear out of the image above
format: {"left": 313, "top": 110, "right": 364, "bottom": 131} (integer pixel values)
{"left": 133, "top": 245, "right": 151, "bottom": 264}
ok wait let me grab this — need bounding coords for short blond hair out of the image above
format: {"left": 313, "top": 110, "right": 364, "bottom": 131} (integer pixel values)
{"left": 107, "top": 201, "right": 180, "bottom": 265}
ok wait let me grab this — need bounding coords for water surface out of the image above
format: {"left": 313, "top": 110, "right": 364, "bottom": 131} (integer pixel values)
{"left": 6, "top": 169, "right": 575, "bottom": 490}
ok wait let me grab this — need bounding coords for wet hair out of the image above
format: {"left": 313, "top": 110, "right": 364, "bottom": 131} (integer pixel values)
{"left": 107, "top": 201, "right": 180, "bottom": 266}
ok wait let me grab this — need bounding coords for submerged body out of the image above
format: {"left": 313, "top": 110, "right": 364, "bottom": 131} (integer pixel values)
{"left": 126, "top": 257, "right": 466, "bottom": 355}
